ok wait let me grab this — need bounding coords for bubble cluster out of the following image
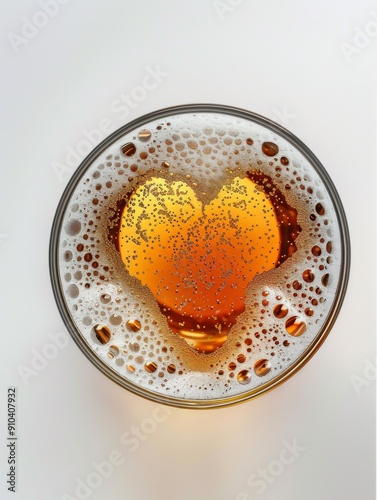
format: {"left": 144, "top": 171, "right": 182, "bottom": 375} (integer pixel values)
{"left": 58, "top": 111, "right": 342, "bottom": 401}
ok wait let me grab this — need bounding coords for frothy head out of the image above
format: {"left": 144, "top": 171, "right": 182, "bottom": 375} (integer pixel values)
{"left": 52, "top": 105, "right": 349, "bottom": 408}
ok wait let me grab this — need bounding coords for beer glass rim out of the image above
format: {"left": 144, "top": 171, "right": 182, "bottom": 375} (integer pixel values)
{"left": 49, "top": 103, "right": 351, "bottom": 409}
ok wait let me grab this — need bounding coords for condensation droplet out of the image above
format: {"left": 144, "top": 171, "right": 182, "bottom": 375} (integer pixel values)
{"left": 321, "top": 273, "right": 329, "bottom": 286}
{"left": 237, "top": 353, "right": 246, "bottom": 363}
{"left": 237, "top": 369, "right": 251, "bottom": 385}
{"left": 94, "top": 324, "right": 111, "bottom": 344}
{"left": 254, "top": 359, "right": 271, "bottom": 377}
{"left": 280, "top": 156, "right": 289, "bottom": 166}
{"left": 126, "top": 364, "right": 135, "bottom": 373}
{"left": 167, "top": 364, "right": 176, "bottom": 374}
{"left": 121, "top": 143, "right": 136, "bottom": 156}
{"left": 305, "top": 308, "right": 314, "bottom": 317}
{"left": 162, "top": 161, "right": 170, "bottom": 168}
{"left": 228, "top": 362, "right": 236, "bottom": 371}
{"left": 246, "top": 138, "right": 253, "bottom": 145}
{"left": 326, "top": 241, "right": 333, "bottom": 253}
{"left": 285, "top": 316, "right": 306, "bottom": 336}
{"left": 273, "top": 304, "right": 288, "bottom": 318}
{"left": 262, "top": 141, "right": 279, "bottom": 157}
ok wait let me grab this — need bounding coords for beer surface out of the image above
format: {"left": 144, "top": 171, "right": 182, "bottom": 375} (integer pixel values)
{"left": 59, "top": 111, "right": 341, "bottom": 401}
{"left": 118, "top": 175, "right": 299, "bottom": 353}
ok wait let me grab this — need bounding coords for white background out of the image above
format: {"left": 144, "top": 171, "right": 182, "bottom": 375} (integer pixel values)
{"left": 1, "top": 1, "right": 375, "bottom": 499}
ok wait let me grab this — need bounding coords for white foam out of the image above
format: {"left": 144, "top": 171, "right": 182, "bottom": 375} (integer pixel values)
{"left": 59, "top": 111, "right": 342, "bottom": 401}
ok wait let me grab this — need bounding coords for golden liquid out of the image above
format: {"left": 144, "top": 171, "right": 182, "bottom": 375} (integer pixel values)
{"left": 116, "top": 173, "right": 300, "bottom": 353}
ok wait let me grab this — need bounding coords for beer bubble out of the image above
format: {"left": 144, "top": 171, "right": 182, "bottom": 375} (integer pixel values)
{"left": 145, "top": 361, "right": 157, "bottom": 373}
{"left": 262, "top": 141, "right": 279, "bottom": 156}
{"left": 127, "top": 319, "right": 141, "bottom": 332}
{"left": 84, "top": 252, "right": 92, "bottom": 262}
{"left": 321, "top": 274, "right": 329, "bottom": 287}
{"left": 273, "top": 304, "right": 288, "bottom": 318}
{"left": 121, "top": 143, "right": 136, "bottom": 156}
{"left": 64, "top": 250, "right": 72, "bottom": 262}
{"left": 65, "top": 219, "right": 81, "bottom": 236}
{"left": 315, "top": 203, "right": 325, "bottom": 216}
{"left": 138, "top": 130, "right": 152, "bottom": 142}
{"left": 311, "top": 246, "right": 321, "bottom": 256}
{"left": 285, "top": 317, "right": 306, "bottom": 336}
{"left": 108, "top": 345, "right": 119, "bottom": 359}
{"left": 94, "top": 324, "right": 111, "bottom": 344}
{"left": 254, "top": 359, "right": 271, "bottom": 377}
{"left": 303, "top": 269, "right": 315, "bottom": 283}
{"left": 109, "top": 314, "right": 122, "bottom": 326}
{"left": 100, "top": 293, "right": 111, "bottom": 304}
{"left": 237, "top": 370, "right": 251, "bottom": 384}
{"left": 292, "top": 280, "right": 302, "bottom": 290}
{"left": 129, "top": 342, "right": 140, "bottom": 352}
{"left": 67, "top": 284, "right": 79, "bottom": 299}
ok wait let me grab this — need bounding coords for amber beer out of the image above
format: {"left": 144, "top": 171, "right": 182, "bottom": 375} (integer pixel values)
{"left": 114, "top": 170, "right": 301, "bottom": 354}
{"left": 51, "top": 105, "right": 349, "bottom": 408}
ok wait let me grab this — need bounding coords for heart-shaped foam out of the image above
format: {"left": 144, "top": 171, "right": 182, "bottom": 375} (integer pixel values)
{"left": 118, "top": 175, "right": 286, "bottom": 353}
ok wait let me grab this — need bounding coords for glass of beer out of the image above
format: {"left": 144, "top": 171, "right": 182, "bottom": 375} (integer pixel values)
{"left": 49, "top": 104, "right": 350, "bottom": 408}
